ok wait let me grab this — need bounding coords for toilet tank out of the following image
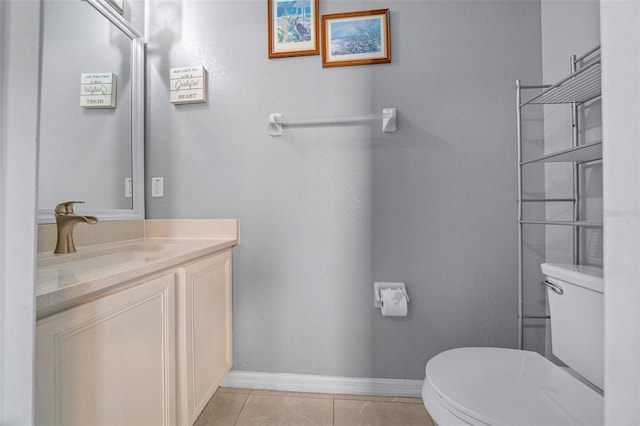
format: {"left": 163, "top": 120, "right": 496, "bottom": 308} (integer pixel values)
{"left": 541, "top": 263, "right": 604, "bottom": 390}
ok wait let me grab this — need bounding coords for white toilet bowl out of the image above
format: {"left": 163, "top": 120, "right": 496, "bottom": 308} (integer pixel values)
{"left": 422, "top": 347, "right": 603, "bottom": 425}
{"left": 422, "top": 263, "right": 604, "bottom": 425}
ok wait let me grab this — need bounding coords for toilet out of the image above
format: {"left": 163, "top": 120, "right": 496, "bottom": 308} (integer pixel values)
{"left": 422, "top": 263, "right": 604, "bottom": 425}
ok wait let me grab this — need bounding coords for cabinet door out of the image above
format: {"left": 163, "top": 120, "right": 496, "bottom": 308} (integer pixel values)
{"left": 35, "top": 273, "right": 177, "bottom": 426}
{"left": 178, "top": 249, "right": 232, "bottom": 425}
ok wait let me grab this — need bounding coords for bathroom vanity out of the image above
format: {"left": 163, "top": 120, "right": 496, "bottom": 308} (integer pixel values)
{"left": 35, "top": 219, "right": 237, "bottom": 426}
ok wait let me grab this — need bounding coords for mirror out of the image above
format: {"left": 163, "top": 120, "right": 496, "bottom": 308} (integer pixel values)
{"left": 37, "top": 0, "right": 144, "bottom": 223}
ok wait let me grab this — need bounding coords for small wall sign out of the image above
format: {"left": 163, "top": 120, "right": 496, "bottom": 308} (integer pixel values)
{"left": 80, "top": 73, "right": 117, "bottom": 109}
{"left": 170, "top": 66, "right": 207, "bottom": 104}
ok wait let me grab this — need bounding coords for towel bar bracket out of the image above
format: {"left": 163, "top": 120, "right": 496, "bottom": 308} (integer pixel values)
{"left": 269, "top": 113, "right": 283, "bottom": 136}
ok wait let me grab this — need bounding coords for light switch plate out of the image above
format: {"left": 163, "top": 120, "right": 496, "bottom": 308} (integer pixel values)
{"left": 151, "top": 177, "right": 164, "bottom": 197}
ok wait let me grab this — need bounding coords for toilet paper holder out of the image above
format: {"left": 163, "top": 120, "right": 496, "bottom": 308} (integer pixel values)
{"left": 374, "top": 282, "right": 409, "bottom": 308}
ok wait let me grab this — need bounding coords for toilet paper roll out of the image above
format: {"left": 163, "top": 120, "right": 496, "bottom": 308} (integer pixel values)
{"left": 380, "top": 288, "right": 408, "bottom": 316}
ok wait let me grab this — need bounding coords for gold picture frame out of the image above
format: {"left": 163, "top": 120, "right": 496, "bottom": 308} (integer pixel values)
{"left": 321, "top": 9, "right": 390, "bottom": 68}
{"left": 268, "top": 0, "right": 320, "bottom": 58}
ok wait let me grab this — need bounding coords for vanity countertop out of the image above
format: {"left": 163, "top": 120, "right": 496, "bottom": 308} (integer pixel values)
{"left": 36, "top": 219, "right": 238, "bottom": 318}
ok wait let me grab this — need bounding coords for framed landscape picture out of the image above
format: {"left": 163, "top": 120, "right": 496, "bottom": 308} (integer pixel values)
{"left": 268, "top": 0, "right": 320, "bottom": 58}
{"left": 321, "top": 9, "right": 390, "bottom": 68}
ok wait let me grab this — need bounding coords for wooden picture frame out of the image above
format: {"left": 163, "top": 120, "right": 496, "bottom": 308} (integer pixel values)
{"left": 268, "top": 0, "right": 320, "bottom": 58}
{"left": 321, "top": 9, "right": 390, "bottom": 68}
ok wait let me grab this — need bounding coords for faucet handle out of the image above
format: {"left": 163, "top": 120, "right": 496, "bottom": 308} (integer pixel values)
{"left": 55, "top": 201, "right": 85, "bottom": 215}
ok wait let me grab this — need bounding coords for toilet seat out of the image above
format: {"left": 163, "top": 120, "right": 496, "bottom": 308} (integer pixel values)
{"left": 422, "top": 347, "right": 603, "bottom": 426}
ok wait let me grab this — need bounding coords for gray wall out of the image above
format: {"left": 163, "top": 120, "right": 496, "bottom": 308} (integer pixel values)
{"left": 146, "top": 0, "right": 542, "bottom": 380}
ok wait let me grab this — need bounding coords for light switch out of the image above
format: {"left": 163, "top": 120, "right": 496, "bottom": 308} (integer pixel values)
{"left": 151, "top": 177, "right": 164, "bottom": 197}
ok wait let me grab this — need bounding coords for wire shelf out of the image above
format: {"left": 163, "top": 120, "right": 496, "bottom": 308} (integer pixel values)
{"left": 519, "top": 220, "right": 603, "bottom": 227}
{"left": 520, "top": 141, "right": 602, "bottom": 165}
{"left": 521, "top": 60, "right": 601, "bottom": 106}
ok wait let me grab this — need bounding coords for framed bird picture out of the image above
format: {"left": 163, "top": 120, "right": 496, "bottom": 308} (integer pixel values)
{"left": 268, "top": 0, "right": 319, "bottom": 58}
{"left": 321, "top": 9, "right": 391, "bottom": 68}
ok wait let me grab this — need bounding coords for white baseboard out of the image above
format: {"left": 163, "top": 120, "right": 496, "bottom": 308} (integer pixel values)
{"left": 220, "top": 370, "right": 424, "bottom": 398}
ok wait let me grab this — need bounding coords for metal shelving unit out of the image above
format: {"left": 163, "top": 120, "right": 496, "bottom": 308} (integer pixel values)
{"left": 516, "top": 45, "right": 602, "bottom": 350}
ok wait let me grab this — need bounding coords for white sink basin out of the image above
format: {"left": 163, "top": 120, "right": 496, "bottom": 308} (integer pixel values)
{"left": 38, "top": 242, "right": 176, "bottom": 267}
{"left": 37, "top": 240, "right": 188, "bottom": 295}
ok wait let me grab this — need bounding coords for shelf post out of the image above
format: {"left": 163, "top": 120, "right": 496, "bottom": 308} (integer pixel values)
{"left": 571, "top": 54, "right": 580, "bottom": 265}
{"left": 516, "top": 79, "right": 524, "bottom": 350}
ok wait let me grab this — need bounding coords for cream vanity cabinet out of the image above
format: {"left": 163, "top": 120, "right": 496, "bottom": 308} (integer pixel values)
{"left": 178, "top": 249, "right": 233, "bottom": 425}
{"left": 35, "top": 248, "right": 233, "bottom": 426}
{"left": 35, "top": 272, "right": 178, "bottom": 425}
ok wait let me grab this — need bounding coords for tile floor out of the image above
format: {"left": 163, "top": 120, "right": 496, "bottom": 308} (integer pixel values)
{"left": 195, "top": 387, "right": 435, "bottom": 426}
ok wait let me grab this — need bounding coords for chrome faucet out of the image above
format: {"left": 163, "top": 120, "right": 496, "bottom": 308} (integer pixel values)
{"left": 54, "top": 201, "right": 98, "bottom": 254}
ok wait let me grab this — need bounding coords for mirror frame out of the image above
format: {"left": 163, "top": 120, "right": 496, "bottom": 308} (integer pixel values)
{"left": 38, "top": 0, "right": 144, "bottom": 223}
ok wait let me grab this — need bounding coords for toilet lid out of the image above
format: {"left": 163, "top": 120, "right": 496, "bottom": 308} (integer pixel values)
{"left": 425, "top": 347, "right": 603, "bottom": 426}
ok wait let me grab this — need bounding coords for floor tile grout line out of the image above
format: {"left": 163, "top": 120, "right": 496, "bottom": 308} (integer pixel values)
{"left": 237, "top": 387, "right": 422, "bottom": 403}
{"left": 332, "top": 393, "right": 335, "bottom": 426}
{"left": 334, "top": 396, "right": 423, "bottom": 404}
{"left": 232, "top": 391, "right": 251, "bottom": 426}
